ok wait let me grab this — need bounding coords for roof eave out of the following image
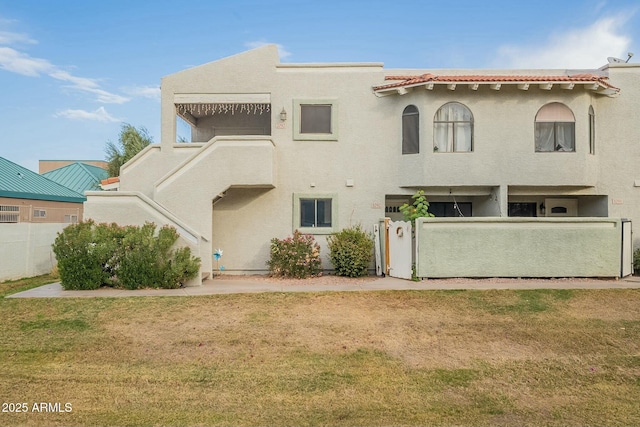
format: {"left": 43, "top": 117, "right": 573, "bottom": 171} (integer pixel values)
{"left": 0, "top": 190, "right": 86, "bottom": 203}
{"left": 373, "top": 80, "right": 620, "bottom": 97}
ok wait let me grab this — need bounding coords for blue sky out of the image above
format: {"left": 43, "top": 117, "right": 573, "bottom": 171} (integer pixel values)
{"left": 1, "top": 0, "right": 638, "bottom": 172}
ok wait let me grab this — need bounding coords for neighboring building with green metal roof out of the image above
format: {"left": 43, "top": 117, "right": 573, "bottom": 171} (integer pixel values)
{"left": 0, "top": 157, "right": 85, "bottom": 223}
{"left": 42, "top": 162, "right": 108, "bottom": 195}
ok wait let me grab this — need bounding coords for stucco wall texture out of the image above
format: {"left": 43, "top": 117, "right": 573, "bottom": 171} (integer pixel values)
{"left": 416, "top": 218, "right": 623, "bottom": 278}
{"left": 83, "top": 45, "right": 640, "bottom": 282}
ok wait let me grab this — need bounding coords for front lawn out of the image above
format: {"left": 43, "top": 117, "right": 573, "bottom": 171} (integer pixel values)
{"left": 1, "top": 288, "right": 639, "bottom": 426}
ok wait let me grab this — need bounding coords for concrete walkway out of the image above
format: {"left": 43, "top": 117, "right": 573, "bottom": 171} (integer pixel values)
{"left": 7, "top": 275, "right": 640, "bottom": 298}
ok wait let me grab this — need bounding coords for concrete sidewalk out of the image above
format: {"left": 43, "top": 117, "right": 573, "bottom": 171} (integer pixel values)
{"left": 7, "top": 275, "right": 640, "bottom": 298}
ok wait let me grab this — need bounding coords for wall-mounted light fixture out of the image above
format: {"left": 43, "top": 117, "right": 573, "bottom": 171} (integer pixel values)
{"left": 280, "top": 108, "right": 287, "bottom": 121}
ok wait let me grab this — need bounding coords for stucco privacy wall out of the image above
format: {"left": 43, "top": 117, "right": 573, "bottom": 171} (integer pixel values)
{"left": 83, "top": 191, "right": 203, "bottom": 285}
{"left": 0, "top": 223, "right": 65, "bottom": 281}
{"left": 415, "top": 217, "right": 623, "bottom": 278}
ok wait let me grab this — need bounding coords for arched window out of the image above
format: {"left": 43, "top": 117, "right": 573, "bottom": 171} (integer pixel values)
{"left": 589, "top": 105, "right": 595, "bottom": 154}
{"left": 433, "top": 102, "right": 473, "bottom": 152}
{"left": 535, "top": 103, "right": 575, "bottom": 152}
{"left": 402, "top": 105, "right": 419, "bottom": 154}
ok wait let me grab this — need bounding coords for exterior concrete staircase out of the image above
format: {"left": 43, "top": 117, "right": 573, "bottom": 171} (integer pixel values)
{"left": 84, "top": 136, "right": 275, "bottom": 285}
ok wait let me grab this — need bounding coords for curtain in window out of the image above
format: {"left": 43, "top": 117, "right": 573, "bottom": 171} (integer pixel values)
{"left": 434, "top": 103, "right": 472, "bottom": 152}
{"left": 402, "top": 105, "right": 419, "bottom": 154}
{"left": 535, "top": 103, "right": 575, "bottom": 152}
{"left": 456, "top": 122, "right": 472, "bottom": 152}
{"left": 535, "top": 122, "right": 555, "bottom": 151}
{"left": 555, "top": 123, "right": 575, "bottom": 151}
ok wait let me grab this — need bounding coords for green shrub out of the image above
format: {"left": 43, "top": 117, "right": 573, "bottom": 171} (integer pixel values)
{"left": 327, "top": 225, "right": 374, "bottom": 277}
{"left": 52, "top": 220, "right": 119, "bottom": 290}
{"left": 118, "top": 224, "right": 200, "bottom": 289}
{"left": 634, "top": 248, "right": 640, "bottom": 275}
{"left": 267, "top": 230, "right": 321, "bottom": 278}
{"left": 52, "top": 221, "right": 200, "bottom": 290}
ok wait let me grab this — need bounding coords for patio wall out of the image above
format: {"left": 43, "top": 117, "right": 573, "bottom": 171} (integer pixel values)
{"left": 415, "top": 217, "right": 626, "bottom": 278}
{"left": 0, "top": 223, "right": 66, "bottom": 281}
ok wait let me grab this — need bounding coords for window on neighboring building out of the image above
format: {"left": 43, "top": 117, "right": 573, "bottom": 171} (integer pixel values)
{"left": 0, "top": 205, "right": 19, "bottom": 223}
{"left": 429, "top": 202, "right": 472, "bottom": 217}
{"left": 293, "top": 193, "right": 338, "bottom": 234}
{"left": 33, "top": 209, "right": 46, "bottom": 218}
{"left": 589, "top": 105, "right": 595, "bottom": 155}
{"left": 535, "top": 102, "right": 575, "bottom": 152}
{"left": 402, "top": 105, "right": 419, "bottom": 154}
{"left": 64, "top": 214, "right": 78, "bottom": 223}
{"left": 293, "top": 99, "right": 338, "bottom": 141}
{"left": 508, "top": 202, "right": 537, "bottom": 217}
{"left": 433, "top": 102, "right": 473, "bottom": 152}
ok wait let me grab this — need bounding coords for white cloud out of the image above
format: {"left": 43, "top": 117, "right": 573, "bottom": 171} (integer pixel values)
{"left": 124, "top": 85, "right": 161, "bottom": 100}
{"left": 0, "top": 46, "right": 53, "bottom": 76}
{"left": 54, "top": 107, "right": 121, "bottom": 123}
{"left": 0, "top": 30, "right": 36, "bottom": 45}
{"left": 245, "top": 41, "right": 292, "bottom": 60}
{"left": 49, "top": 70, "right": 130, "bottom": 104}
{"left": 495, "top": 15, "right": 633, "bottom": 69}
{"left": 0, "top": 26, "right": 130, "bottom": 103}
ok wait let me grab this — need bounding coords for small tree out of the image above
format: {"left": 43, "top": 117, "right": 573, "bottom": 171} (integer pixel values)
{"left": 398, "top": 190, "right": 434, "bottom": 224}
{"left": 105, "top": 124, "right": 153, "bottom": 177}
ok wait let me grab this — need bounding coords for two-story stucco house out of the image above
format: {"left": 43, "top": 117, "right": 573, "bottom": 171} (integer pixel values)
{"left": 84, "top": 45, "right": 640, "bottom": 284}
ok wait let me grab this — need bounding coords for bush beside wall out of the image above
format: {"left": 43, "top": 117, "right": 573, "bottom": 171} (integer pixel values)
{"left": 267, "top": 230, "right": 321, "bottom": 278}
{"left": 327, "top": 225, "right": 374, "bottom": 277}
{"left": 52, "top": 220, "right": 200, "bottom": 290}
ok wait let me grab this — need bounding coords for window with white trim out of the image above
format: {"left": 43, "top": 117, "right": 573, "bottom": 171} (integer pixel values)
{"left": 535, "top": 102, "right": 575, "bottom": 152}
{"left": 433, "top": 102, "right": 473, "bottom": 152}
{"left": 64, "top": 214, "right": 79, "bottom": 223}
{"left": 0, "top": 205, "right": 19, "bottom": 223}
{"left": 33, "top": 209, "right": 46, "bottom": 218}
{"left": 293, "top": 99, "right": 338, "bottom": 140}
{"left": 293, "top": 193, "right": 338, "bottom": 234}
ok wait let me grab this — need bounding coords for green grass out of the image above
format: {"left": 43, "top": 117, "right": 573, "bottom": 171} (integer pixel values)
{"left": 0, "top": 274, "right": 58, "bottom": 298}
{"left": 0, "top": 288, "right": 639, "bottom": 426}
{"left": 469, "top": 288, "right": 575, "bottom": 314}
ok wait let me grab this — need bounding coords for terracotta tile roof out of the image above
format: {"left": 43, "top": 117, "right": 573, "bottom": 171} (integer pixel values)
{"left": 374, "top": 73, "right": 620, "bottom": 93}
{"left": 101, "top": 176, "right": 120, "bottom": 185}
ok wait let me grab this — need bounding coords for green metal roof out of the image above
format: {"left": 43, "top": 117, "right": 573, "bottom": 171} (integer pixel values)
{"left": 42, "top": 162, "right": 108, "bottom": 195}
{"left": 0, "top": 157, "right": 86, "bottom": 203}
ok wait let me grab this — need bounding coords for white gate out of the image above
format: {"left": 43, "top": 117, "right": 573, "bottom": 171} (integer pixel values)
{"left": 387, "top": 220, "right": 412, "bottom": 279}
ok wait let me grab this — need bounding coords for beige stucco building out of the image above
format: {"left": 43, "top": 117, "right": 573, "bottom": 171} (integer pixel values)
{"left": 84, "top": 45, "right": 640, "bottom": 284}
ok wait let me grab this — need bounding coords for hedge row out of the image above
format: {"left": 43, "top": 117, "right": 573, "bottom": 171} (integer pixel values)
{"left": 52, "top": 220, "right": 200, "bottom": 290}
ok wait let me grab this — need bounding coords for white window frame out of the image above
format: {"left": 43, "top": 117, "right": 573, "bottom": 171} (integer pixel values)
{"left": 33, "top": 209, "right": 47, "bottom": 218}
{"left": 64, "top": 214, "right": 79, "bottom": 224}
{"left": 0, "top": 205, "right": 19, "bottom": 223}
{"left": 293, "top": 193, "right": 338, "bottom": 234}
{"left": 293, "top": 99, "right": 338, "bottom": 141}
